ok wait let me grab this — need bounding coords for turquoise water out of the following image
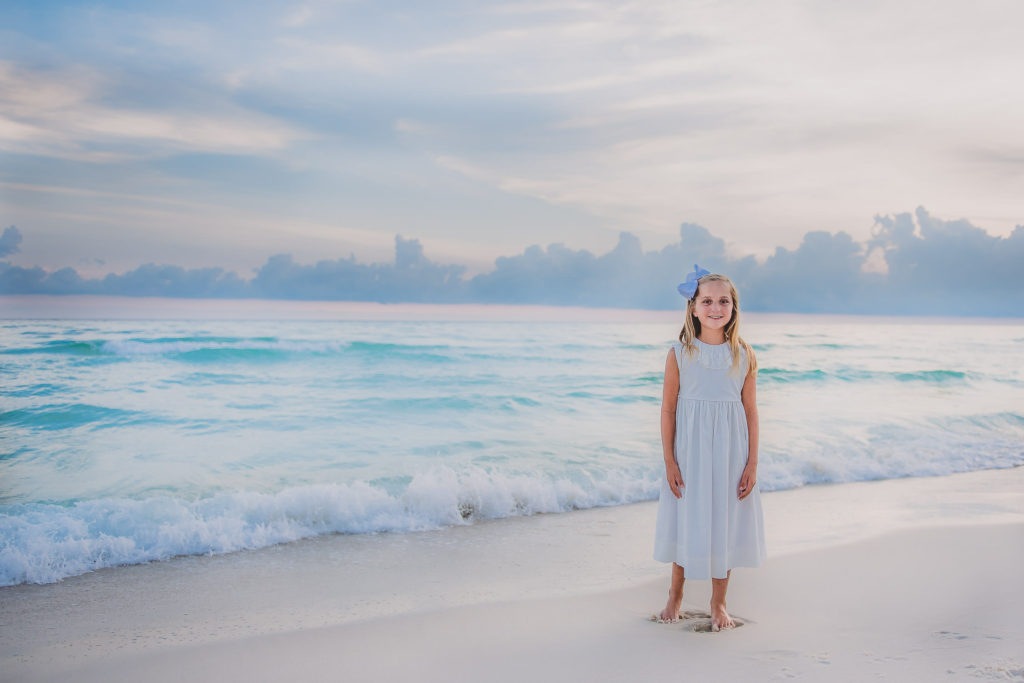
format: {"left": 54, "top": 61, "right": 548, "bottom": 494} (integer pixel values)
{"left": 2, "top": 307, "right": 1022, "bottom": 585}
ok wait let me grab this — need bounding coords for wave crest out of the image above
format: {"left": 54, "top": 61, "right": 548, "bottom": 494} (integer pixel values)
{"left": 0, "top": 466, "right": 660, "bottom": 586}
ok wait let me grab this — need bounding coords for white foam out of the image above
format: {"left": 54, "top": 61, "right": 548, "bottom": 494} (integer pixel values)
{"left": 0, "top": 466, "right": 661, "bottom": 586}
{"left": 5, "top": 436, "right": 1024, "bottom": 587}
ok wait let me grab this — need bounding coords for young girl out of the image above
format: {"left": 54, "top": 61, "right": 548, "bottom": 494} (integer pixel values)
{"left": 653, "top": 265, "right": 766, "bottom": 631}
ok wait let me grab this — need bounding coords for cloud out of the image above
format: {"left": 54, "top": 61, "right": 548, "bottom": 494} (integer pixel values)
{"left": 869, "top": 207, "right": 1024, "bottom": 315}
{"left": 5, "top": 0, "right": 1023, "bottom": 273}
{"left": 2, "top": 209, "right": 1022, "bottom": 316}
{"left": 249, "top": 236, "right": 466, "bottom": 302}
{"left": 98, "top": 265, "right": 250, "bottom": 298}
{"left": 0, "top": 261, "right": 248, "bottom": 298}
{"left": 0, "top": 61, "right": 306, "bottom": 162}
{"left": 0, "top": 226, "right": 22, "bottom": 257}
{"left": 742, "top": 231, "right": 876, "bottom": 313}
{"left": 273, "top": 37, "right": 391, "bottom": 74}
{"left": 467, "top": 224, "right": 734, "bottom": 308}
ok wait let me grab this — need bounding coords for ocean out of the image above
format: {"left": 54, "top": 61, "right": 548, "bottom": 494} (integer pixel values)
{"left": 2, "top": 299, "right": 1022, "bottom": 586}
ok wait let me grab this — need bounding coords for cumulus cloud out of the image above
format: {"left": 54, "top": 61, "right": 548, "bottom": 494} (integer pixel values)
{"left": 0, "top": 261, "right": 248, "bottom": 298}
{"left": 249, "top": 236, "right": 466, "bottom": 302}
{"left": 869, "top": 207, "right": 1024, "bottom": 315}
{"left": 0, "top": 226, "right": 22, "bottom": 257}
{"left": 2, "top": 209, "right": 1022, "bottom": 316}
{"left": 468, "top": 225, "right": 740, "bottom": 309}
{"left": 742, "top": 230, "right": 879, "bottom": 314}
{"left": 98, "top": 264, "right": 249, "bottom": 298}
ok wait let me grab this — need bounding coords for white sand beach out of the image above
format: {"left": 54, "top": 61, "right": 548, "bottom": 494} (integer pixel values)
{"left": 3, "top": 466, "right": 1023, "bottom": 682}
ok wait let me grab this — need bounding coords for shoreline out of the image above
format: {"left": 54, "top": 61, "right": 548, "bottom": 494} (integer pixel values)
{"left": 3, "top": 466, "right": 1024, "bottom": 681}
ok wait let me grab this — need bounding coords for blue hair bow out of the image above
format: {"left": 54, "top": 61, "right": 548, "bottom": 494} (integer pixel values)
{"left": 677, "top": 264, "right": 711, "bottom": 299}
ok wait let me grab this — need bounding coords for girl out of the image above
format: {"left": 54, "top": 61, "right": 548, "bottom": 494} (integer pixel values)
{"left": 653, "top": 265, "right": 766, "bottom": 631}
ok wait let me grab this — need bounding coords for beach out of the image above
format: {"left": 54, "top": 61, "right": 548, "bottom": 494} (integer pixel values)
{"left": 3, "top": 466, "right": 1023, "bottom": 682}
{"left": 3, "top": 308, "right": 1023, "bottom": 681}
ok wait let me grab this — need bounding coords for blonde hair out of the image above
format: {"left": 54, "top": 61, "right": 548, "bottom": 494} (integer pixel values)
{"left": 678, "top": 273, "right": 758, "bottom": 376}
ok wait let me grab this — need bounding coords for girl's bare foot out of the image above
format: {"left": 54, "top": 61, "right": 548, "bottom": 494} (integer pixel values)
{"left": 654, "top": 563, "right": 686, "bottom": 623}
{"left": 710, "top": 601, "right": 735, "bottom": 631}
{"left": 657, "top": 590, "right": 683, "bottom": 622}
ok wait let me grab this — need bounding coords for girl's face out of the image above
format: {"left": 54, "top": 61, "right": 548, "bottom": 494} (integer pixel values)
{"left": 692, "top": 280, "right": 733, "bottom": 332}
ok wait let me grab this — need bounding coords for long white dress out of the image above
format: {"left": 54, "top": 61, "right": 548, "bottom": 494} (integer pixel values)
{"left": 653, "top": 339, "right": 766, "bottom": 579}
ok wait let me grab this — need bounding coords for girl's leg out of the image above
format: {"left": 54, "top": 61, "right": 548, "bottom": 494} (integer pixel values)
{"left": 658, "top": 563, "right": 685, "bottom": 622}
{"left": 710, "top": 570, "right": 736, "bottom": 631}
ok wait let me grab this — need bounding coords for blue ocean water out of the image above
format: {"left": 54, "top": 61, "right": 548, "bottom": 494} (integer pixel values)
{"left": 1, "top": 306, "right": 1022, "bottom": 586}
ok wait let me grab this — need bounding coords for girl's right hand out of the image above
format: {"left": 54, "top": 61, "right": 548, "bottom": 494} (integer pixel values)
{"left": 665, "top": 463, "right": 684, "bottom": 499}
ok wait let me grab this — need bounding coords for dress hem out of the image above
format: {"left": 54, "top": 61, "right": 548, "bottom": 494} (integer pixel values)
{"left": 650, "top": 555, "right": 766, "bottom": 581}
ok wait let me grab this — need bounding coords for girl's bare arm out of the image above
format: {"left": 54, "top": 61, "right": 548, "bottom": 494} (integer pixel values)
{"left": 662, "top": 348, "right": 683, "bottom": 498}
{"left": 738, "top": 367, "right": 759, "bottom": 500}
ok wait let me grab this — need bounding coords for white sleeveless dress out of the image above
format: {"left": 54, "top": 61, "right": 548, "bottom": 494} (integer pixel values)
{"left": 653, "top": 339, "right": 766, "bottom": 579}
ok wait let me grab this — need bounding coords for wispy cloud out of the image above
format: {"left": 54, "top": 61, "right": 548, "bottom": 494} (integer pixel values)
{"left": 0, "top": 61, "right": 306, "bottom": 162}
{"left": 273, "top": 37, "right": 392, "bottom": 74}
{"left": 282, "top": 5, "right": 316, "bottom": 28}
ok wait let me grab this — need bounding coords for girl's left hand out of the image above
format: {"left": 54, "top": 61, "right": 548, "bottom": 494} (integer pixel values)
{"left": 737, "top": 464, "right": 757, "bottom": 501}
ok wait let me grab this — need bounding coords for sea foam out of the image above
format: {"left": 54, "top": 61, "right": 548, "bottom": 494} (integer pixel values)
{"left": 0, "top": 466, "right": 659, "bottom": 586}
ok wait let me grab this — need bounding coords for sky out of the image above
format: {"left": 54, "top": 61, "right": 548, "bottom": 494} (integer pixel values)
{"left": 1, "top": 0, "right": 1023, "bottom": 312}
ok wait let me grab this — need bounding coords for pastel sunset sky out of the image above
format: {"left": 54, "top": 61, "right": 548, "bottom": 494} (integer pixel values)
{"left": 1, "top": 0, "right": 1021, "bottom": 309}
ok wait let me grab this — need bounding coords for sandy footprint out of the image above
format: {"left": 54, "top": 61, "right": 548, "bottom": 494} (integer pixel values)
{"left": 649, "top": 609, "right": 748, "bottom": 631}
{"left": 648, "top": 609, "right": 711, "bottom": 624}
{"left": 687, "top": 616, "right": 746, "bottom": 632}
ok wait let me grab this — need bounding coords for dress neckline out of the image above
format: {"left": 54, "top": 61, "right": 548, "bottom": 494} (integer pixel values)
{"left": 679, "top": 338, "right": 735, "bottom": 371}
{"left": 695, "top": 337, "right": 728, "bottom": 347}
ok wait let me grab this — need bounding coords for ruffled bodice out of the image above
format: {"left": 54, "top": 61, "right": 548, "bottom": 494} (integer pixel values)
{"left": 674, "top": 340, "right": 747, "bottom": 403}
